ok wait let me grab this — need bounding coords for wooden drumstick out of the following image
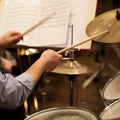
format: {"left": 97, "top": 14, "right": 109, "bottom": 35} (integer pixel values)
{"left": 57, "top": 30, "right": 109, "bottom": 54}
{"left": 22, "top": 12, "right": 56, "bottom": 36}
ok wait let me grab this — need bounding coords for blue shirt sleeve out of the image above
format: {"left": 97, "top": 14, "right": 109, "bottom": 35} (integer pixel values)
{"left": 0, "top": 71, "right": 34, "bottom": 109}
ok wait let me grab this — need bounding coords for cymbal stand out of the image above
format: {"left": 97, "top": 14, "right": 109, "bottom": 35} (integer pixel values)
{"left": 67, "top": 49, "right": 77, "bottom": 106}
{"left": 68, "top": 74, "right": 77, "bottom": 106}
{"left": 65, "top": 25, "right": 78, "bottom": 106}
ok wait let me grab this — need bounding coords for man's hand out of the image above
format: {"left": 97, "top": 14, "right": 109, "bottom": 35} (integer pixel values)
{"left": 0, "top": 31, "right": 23, "bottom": 48}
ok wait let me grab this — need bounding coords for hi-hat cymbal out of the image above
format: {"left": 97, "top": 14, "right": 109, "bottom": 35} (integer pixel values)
{"left": 86, "top": 8, "right": 120, "bottom": 43}
{"left": 52, "top": 57, "right": 101, "bottom": 75}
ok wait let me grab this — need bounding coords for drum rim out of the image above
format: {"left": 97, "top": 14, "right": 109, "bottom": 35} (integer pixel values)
{"left": 102, "top": 71, "right": 120, "bottom": 100}
{"left": 99, "top": 99, "right": 120, "bottom": 120}
{"left": 24, "top": 106, "right": 98, "bottom": 120}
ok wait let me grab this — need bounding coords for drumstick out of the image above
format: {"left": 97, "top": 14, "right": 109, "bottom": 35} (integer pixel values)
{"left": 22, "top": 12, "right": 56, "bottom": 36}
{"left": 57, "top": 30, "right": 109, "bottom": 54}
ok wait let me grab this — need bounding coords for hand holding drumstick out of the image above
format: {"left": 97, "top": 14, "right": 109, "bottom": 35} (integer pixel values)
{"left": 0, "top": 13, "right": 55, "bottom": 49}
{"left": 0, "top": 31, "right": 23, "bottom": 48}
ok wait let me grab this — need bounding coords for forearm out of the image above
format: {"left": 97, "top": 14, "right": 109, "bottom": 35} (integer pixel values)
{"left": 25, "top": 49, "right": 62, "bottom": 85}
{"left": 25, "top": 58, "right": 46, "bottom": 85}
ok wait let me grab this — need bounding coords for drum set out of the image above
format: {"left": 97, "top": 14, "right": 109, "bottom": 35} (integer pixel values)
{"left": 86, "top": 8, "right": 120, "bottom": 120}
{"left": 24, "top": 8, "right": 120, "bottom": 120}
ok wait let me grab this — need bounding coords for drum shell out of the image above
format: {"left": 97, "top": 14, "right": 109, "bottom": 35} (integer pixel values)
{"left": 102, "top": 98, "right": 118, "bottom": 106}
{"left": 99, "top": 99, "right": 120, "bottom": 120}
{"left": 24, "top": 107, "right": 98, "bottom": 120}
{"left": 101, "top": 71, "right": 120, "bottom": 106}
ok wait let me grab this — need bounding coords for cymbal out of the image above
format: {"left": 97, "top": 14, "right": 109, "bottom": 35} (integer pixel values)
{"left": 17, "top": 48, "right": 40, "bottom": 56}
{"left": 86, "top": 8, "right": 120, "bottom": 43}
{"left": 52, "top": 57, "right": 101, "bottom": 75}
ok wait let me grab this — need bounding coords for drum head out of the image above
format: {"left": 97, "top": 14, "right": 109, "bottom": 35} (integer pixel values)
{"left": 103, "top": 72, "right": 120, "bottom": 100}
{"left": 99, "top": 99, "right": 120, "bottom": 120}
{"left": 25, "top": 107, "right": 98, "bottom": 120}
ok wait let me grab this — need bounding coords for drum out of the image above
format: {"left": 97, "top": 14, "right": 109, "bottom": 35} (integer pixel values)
{"left": 101, "top": 71, "right": 120, "bottom": 106}
{"left": 99, "top": 99, "right": 120, "bottom": 120}
{"left": 24, "top": 107, "right": 98, "bottom": 120}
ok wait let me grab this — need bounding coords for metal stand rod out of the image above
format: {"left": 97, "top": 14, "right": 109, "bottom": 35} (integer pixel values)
{"left": 68, "top": 75, "right": 76, "bottom": 106}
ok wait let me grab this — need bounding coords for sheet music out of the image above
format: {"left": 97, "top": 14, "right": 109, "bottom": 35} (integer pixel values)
{"left": 0, "top": 0, "right": 97, "bottom": 49}
{"left": 67, "top": 0, "right": 97, "bottom": 49}
{"left": 0, "top": 0, "right": 70, "bottom": 47}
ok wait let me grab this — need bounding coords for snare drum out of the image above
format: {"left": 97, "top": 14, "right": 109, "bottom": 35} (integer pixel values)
{"left": 24, "top": 107, "right": 98, "bottom": 120}
{"left": 102, "top": 71, "right": 120, "bottom": 106}
{"left": 99, "top": 99, "right": 120, "bottom": 120}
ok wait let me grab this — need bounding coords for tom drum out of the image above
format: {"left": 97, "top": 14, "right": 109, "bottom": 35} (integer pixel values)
{"left": 101, "top": 71, "right": 120, "bottom": 106}
{"left": 24, "top": 107, "right": 98, "bottom": 120}
{"left": 99, "top": 99, "right": 120, "bottom": 120}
